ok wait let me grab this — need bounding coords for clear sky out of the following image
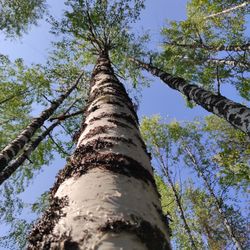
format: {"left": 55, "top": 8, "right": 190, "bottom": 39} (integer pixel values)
{"left": 0, "top": 1, "right": 248, "bottom": 249}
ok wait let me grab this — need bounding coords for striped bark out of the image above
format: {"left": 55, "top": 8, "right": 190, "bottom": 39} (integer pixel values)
{"left": 130, "top": 58, "right": 250, "bottom": 137}
{"left": 28, "top": 52, "right": 171, "bottom": 250}
{"left": 184, "top": 145, "right": 243, "bottom": 250}
{"left": 0, "top": 121, "right": 60, "bottom": 186}
{"left": 0, "top": 73, "right": 83, "bottom": 172}
{"left": 165, "top": 42, "right": 250, "bottom": 52}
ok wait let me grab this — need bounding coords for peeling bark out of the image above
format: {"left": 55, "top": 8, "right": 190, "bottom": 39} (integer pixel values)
{"left": 28, "top": 52, "right": 171, "bottom": 250}
{"left": 130, "top": 58, "right": 250, "bottom": 137}
{"left": 0, "top": 73, "right": 84, "bottom": 171}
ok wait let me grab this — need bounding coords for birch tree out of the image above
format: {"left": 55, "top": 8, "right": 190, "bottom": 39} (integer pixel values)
{"left": 131, "top": 58, "right": 250, "bottom": 137}
{"left": 27, "top": 0, "right": 171, "bottom": 249}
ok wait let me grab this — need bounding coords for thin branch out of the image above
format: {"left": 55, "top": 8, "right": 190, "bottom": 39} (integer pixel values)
{"left": 204, "top": 2, "right": 249, "bottom": 19}
{"left": 49, "top": 109, "right": 84, "bottom": 122}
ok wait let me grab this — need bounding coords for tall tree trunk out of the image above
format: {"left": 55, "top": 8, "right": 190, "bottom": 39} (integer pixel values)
{"left": 184, "top": 145, "right": 243, "bottom": 250}
{"left": 130, "top": 58, "right": 250, "bottom": 137}
{"left": 27, "top": 52, "right": 171, "bottom": 250}
{"left": 0, "top": 73, "right": 83, "bottom": 172}
{"left": 165, "top": 42, "right": 250, "bottom": 52}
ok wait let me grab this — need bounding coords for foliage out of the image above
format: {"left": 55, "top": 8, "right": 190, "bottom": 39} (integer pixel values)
{"left": 155, "top": 0, "right": 250, "bottom": 100}
{"left": 0, "top": 38, "right": 89, "bottom": 249}
{"left": 141, "top": 115, "right": 249, "bottom": 249}
{"left": 0, "top": 0, "right": 47, "bottom": 37}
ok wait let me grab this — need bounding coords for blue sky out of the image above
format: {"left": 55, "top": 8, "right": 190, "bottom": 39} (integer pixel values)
{"left": 0, "top": 0, "right": 248, "bottom": 249}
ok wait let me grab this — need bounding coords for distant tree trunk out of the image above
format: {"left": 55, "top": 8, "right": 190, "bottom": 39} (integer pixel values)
{"left": 0, "top": 73, "right": 83, "bottom": 172}
{"left": 165, "top": 42, "right": 250, "bottom": 52}
{"left": 130, "top": 58, "right": 250, "bottom": 137}
{"left": 27, "top": 51, "right": 171, "bottom": 250}
{"left": 157, "top": 152, "right": 198, "bottom": 249}
{"left": 184, "top": 145, "right": 243, "bottom": 250}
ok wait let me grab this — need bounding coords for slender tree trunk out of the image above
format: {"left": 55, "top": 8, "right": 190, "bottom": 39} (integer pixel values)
{"left": 158, "top": 153, "right": 198, "bottom": 249}
{"left": 184, "top": 145, "right": 243, "bottom": 250}
{"left": 0, "top": 73, "right": 83, "bottom": 172}
{"left": 130, "top": 58, "right": 250, "bottom": 137}
{"left": 0, "top": 121, "right": 60, "bottom": 186}
{"left": 165, "top": 42, "right": 250, "bottom": 52}
{"left": 27, "top": 52, "right": 171, "bottom": 250}
{"left": 204, "top": 2, "right": 249, "bottom": 19}
{"left": 0, "top": 108, "right": 84, "bottom": 185}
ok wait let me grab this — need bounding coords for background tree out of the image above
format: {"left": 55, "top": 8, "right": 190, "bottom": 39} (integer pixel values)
{"left": 140, "top": 115, "right": 249, "bottom": 249}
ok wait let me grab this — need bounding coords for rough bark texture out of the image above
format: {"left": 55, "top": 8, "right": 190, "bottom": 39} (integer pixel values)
{"left": 131, "top": 58, "right": 250, "bottom": 137}
{"left": 27, "top": 52, "right": 171, "bottom": 250}
{"left": 184, "top": 145, "right": 243, "bottom": 250}
{"left": 0, "top": 73, "right": 83, "bottom": 172}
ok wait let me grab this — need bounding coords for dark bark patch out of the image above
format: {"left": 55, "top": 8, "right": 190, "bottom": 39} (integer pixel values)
{"left": 101, "top": 136, "right": 136, "bottom": 146}
{"left": 64, "top": 239, "right": 80, "bottom": 250}
{"left": 152, "top": 203, "right": 172, "bottom": 236}
{"left": 89, "top": 112, "right": 138, "bottom": 128}
{"left": 27, "top": 196, "right": 69, "bottom": 250}
{"left": 107, "top": 119, "right": 133, "bottom": 130}
{"left": 82, "top": 125, "right": 116, "bottom": 141}
{"left": 135, "top": 134, "right": 152, "bottom": 160}
{"left": 71, "top": 149, "right": 156, "bottom": 189}
{"left": 99, "top": 217, "right": 171, "bottom": 250}
{"left": 89, "top": 94, "right": 124, "bottom": 108}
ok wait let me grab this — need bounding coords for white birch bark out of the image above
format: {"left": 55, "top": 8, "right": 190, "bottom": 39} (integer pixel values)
{"left": 28, "top": 52, "right": 171, "bottom": 250}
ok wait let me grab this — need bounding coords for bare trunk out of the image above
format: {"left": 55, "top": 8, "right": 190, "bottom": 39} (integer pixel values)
{"left": 130, "top": 58, "right": 250, "bottom": 137}
{"left": 184, "top": 145, "right": 243, "bottom": 250}
{"left": 0, "top": 73, "right": 83, "bottom": 171}
{"left": 204, "top": 2, "right": 249, "bottom": 19}
{"left": 27, "top": 52, "right": 171, "bottom": 250}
